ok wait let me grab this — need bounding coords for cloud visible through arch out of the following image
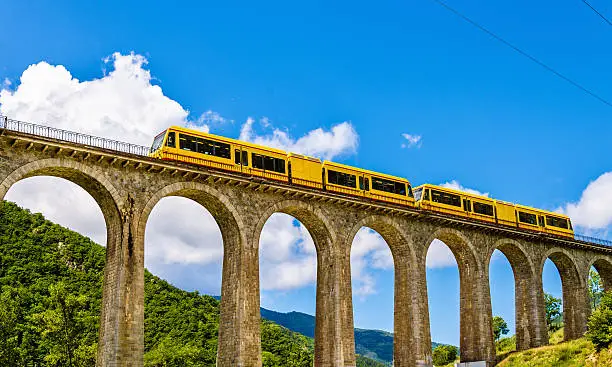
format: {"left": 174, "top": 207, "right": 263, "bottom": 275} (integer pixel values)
{"left": 0, "top": 52, "right": 363, "bottom": 296}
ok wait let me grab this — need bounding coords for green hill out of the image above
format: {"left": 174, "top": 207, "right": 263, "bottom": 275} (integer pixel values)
{"left": 261, "top": 306, "right": 446, "bottom": 365}
{"left": 0, "top": 200, "right": 383, "bottom": 367}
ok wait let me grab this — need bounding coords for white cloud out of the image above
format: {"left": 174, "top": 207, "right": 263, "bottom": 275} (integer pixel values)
{"left": 239, "top": 116, "right": 358, "bottom": 160}
{"left": 0, "top": 52, "right": 194, "bottom": 145}
{"left": 401, "top": 133, "right": 422, "bottom": 149}
{"left": 562, "top": 172, "right": 612, "bottom": 229}
{"left": 351, "top": 228, "right": 393, "bottom": 297}
{"left": 259, "top": 213, "right": 317, "bottom": 290}
{"left": 426, "top": 239, "right": 457, "bottom": 269}
{"left": 440, "top": 180, "right": 489, "bottom": 197}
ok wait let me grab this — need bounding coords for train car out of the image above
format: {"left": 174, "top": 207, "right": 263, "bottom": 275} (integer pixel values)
{"left": 413, "top": 184, "right": 497, "bottom": 224}
{"left": 149, "top": 126, "right": 289, "bottom": 182}
{"left": 287, "top": 153, "right": 323, "bottom": 189}
{"left": 514, "top": 204, "right": 574, "bottom": 238}
{"left": 322, "top": 161, "right": 415, "bottom": 206}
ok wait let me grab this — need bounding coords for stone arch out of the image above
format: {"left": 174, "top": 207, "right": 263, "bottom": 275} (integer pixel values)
{"left": 345, "top": 215, "right": 418, "bottom": 366}
{"left": 423, "top": 227, "right": 494, "bottom": 363}
{"left": 345, "top": 215, "right": 415, "bottom": 261}
{"left": 0, "top": 158, "right": 129, "bottom": 365}
{"left": 540, "top": 247, "right": 587, "bottom": 341}
{"left": 589, "top": 256, "right": 612, "bottom": 292}
{"left": 0, "top": 158, "right": 124, "bottom": 228}
{"left": 424, "top": 227, "right": 479, "bottom": 272}
{"left": 254, "top": 200, "right": 340, "bottom": 366}
{"left": 487, "top": 239, "right": 544, "bottom": 350}
{"left": 138, "top": 181, "right": 245, "bottom": 248}
{"left": 253, "top": 199, "right": 336, "bottom": 254}
{"left": 138, "top": 181, "right": 257, "bottom": 366}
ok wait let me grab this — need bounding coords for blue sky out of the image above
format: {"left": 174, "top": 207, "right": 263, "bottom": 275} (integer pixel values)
{"left": 2, "top": 0, "right": 612, "bottom": 348}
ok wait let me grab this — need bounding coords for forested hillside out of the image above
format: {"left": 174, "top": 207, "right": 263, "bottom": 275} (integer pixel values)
{"left": 261, "top": 308, "right": 445, "bottom": 365}
{"left": 0, "top": 200, "right": 382, "bottom": 367}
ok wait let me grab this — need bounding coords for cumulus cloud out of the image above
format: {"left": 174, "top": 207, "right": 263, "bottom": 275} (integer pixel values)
{"left": 259, "top": 214, "right": 317, "bottom": 290}
{"left": 426, "top": 239, "right": 458, "bottom": 268}
{"left": 440, "top": 180, "right": 489, "bottom": 197}
{"left": 562, "top": 172, "right": 612, "bottom": 229}
{"left": 239, "top": 116, "right": 358, "bottom": 160}
{"left": 401, "top": 133, "right": 422, "bottom": 149}
{"left": 351, "top": 228, "right": 393, "bottom": 297}
{"left": 0, "top": 52, "right": 197, "bottom": 145}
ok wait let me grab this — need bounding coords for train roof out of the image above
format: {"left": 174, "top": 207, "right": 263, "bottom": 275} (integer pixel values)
{"left": 322, "top": 160, "right": 411, "bottom": 184}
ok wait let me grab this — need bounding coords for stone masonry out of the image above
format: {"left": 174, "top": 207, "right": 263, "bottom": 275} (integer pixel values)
{"left": 2, "top": 127, "right": 612, "bottom": 367}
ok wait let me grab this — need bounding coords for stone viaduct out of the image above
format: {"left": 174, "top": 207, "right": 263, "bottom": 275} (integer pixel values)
{"left": 1, "top": 117, "right": 612, "bottom": 367}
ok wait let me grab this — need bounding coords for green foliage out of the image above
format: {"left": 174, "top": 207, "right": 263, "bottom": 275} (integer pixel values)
{"left": 493, "top": 315, "right": 509, "bottom": 341}
{"left": 355, "top": 354, "right": 388, "bottom": 367}
{"left": 589, "top": 268, "right": 604, "bottom": 310}
{"left": 0, "top": 200, "right": 330, "bottom": 367}
{"left": 586, "top": 291, "right": 612, "bottom": 351}
{"left": 495, "top": 335, "right": 516, "bottom": 355}
{"left": 432, "top": 345, "right": 458, "bottom": 366}
{"left": 545, "top": 293, "right": 563, "bottom": 332}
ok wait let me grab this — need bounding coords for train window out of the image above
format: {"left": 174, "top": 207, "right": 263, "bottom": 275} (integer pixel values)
{"left": 365, "top": 178, "right": 369, "bottom": 191}
{"left": 424, "top": 189, "right": 430, "bottom": 201}
{"left": 518, "top": 211, "right": 537, "bottom": 225}
{"left": 242, "top": 151, "right": 248, "bottom": 166}
{"left": 546, "top": 216, "right": 569, "bottom": 229}
{"left": 359, "top": 177, "right": 364, "bottom": 190}
{"left": 235, "top": 150, "right": 241, "bottom": 165}
{"left": 179, "top": 134, "right": 231, "bottom": 159}
{"left": 371, "top": 177, "right": 406, "bottom": 195}
{"left": 431, "top": 190, "right": 461, "bottom": 207}
{"left": 414, "top": 188, "right": 423, "bottom": 201}
{"left": 473, "top": 202, "right": 493, "bottom": 216}
{"left": 166, "top": 132, "right": 176, "bottom": 148}
{"left": 408, "top": 185, "right": 414, "bottom": 198}
{"left": 151, "top": 132, "right": 166, "bottom": 152}
{"left": 327, "top": 170, "right": 356, "bottom": 188}
{"left": 251, "top": 153, "right": 285, "bottom": 173}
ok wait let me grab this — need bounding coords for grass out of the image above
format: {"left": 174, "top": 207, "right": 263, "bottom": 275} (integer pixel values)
{"left": 496, "top": 328, "right": 612, "bottom": 367}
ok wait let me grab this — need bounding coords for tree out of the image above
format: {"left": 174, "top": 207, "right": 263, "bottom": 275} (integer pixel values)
{"left": 589, "top": 268, "right": 604, "bottom": 310}
{"left": 432, "top": 345, "right": 458, "bottom": 366}
{"left": 492, "top": 316, "right": 509, "bottom": 341}
{"left": 544, "top": 293, "right": 562, "bottom": 332}
{"left": 586, "top": 291, "right": 612, "bottom": 351}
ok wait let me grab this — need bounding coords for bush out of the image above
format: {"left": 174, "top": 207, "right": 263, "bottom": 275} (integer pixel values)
{"left": 432, "top": 345, "right": 458, "bottom": 366}
{"left": 586, "top": 291, "right": 612, "bottom": 351}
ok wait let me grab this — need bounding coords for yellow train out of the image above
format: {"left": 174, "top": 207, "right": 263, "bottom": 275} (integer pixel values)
{"left": 149, "top": 126, "right": 574, "bottom": 239}
{"left": 413, "top": 184, "right": 574, "bottom": 238}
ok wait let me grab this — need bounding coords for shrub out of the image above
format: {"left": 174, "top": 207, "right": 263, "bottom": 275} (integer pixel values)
{"left": 432, "top": 345, "right": 458, "bottom": 366}
{"left": 586, "top": 291, "right": 612, "bottom": 351}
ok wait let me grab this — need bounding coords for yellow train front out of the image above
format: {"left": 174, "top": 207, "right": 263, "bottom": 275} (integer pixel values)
{"left": 413, "top": 184, "right": 574, "bottom": 238}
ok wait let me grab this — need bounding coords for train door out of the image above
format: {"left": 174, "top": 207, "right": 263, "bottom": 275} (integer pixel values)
{"left": 462, "top": 198, "right": 471, "bottom": 218}
{"left": 538, "top": 215, "right": 546, "bottom": 234}
{"left": 234, "top": 147, "right": 250, "bottom": 174}
{"left": 359, "top": 174, "right": 370, "bottom": 200}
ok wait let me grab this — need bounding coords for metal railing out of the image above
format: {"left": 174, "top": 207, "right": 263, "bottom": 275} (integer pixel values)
{"left": 2, "top": 114, "right": 612, "bottom": 249}
{"left": 0, "top": 115, "right": 151, "bottom": 156}
{"left": 575, "top": 234, "right": 612, "bottom": 247}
